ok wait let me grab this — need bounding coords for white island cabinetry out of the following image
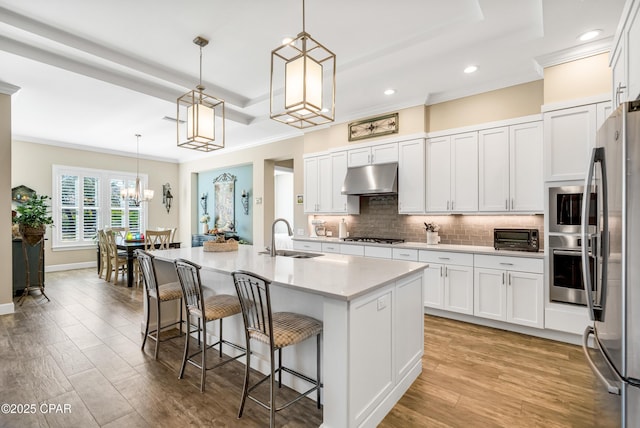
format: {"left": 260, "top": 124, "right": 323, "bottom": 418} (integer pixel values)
{"left": 152, "top": 246, "right": 425, "bottom": 428}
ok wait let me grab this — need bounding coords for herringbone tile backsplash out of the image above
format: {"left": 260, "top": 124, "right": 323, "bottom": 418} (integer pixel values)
{"left": 312, "top": 195, "right": 544, "bottom": 248}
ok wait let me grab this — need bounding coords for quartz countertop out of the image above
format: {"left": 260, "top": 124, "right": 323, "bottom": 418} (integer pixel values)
{"left": 152, "top": 245, "right": 426, "bottom": 301}
{"left": 293, "top": 236, "right": 545, "bottom": 259}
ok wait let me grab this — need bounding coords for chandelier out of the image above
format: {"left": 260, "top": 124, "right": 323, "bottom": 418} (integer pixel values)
{"left": 121, "top": 134, "right": 154, "bottom": 206}
{"left": 177, "top": 36, "right": 225, "bottom": 151}
{"left": 270, "top": 0, "right": 336, "bottom": 128}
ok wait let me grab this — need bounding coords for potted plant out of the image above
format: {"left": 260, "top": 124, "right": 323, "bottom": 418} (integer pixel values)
{"left": 200, "top": 214, "right": 211, "bottom": 234}
{"left": 13, "top": 193, "right": 54, "bottom": 245}
{"left": 424, "top": 221, "right": 441, "bottom": 245}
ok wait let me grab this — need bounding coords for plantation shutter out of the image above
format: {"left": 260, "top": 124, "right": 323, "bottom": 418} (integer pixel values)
{"left": 60, "top": 174, "right": 79, "bottom": 241}
{"left": 83, "top": 176, "right": 99, "bottom": 240}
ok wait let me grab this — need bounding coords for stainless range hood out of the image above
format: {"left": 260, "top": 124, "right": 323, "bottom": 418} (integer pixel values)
{"left": 341, "top": 162, "right": 398, "bottom": 195}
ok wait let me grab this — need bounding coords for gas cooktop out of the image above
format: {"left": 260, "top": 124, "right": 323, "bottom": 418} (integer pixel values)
{"left": 342, "top": 237, "right": 405, "bottom": 244}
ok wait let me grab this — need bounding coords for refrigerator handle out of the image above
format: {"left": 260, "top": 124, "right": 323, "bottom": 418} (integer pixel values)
{"left": 582, "top": 147, "right": 607, "bottom": 322}
{"left": 582, "top": 326, "right": 621, "bottom": 395}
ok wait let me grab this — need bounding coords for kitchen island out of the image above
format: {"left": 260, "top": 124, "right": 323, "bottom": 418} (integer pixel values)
{"left": 152, "top": 245, "right": 426, "bottom": 428}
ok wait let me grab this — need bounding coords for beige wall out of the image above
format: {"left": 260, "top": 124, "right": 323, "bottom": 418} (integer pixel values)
{"left": 426, "top": 80, "right": 544, "bottom": 132}
{"left": 304, "top": 105, "right": 426, "bottom": 154}
{"left": 11, "top": 141, "right": 179, "bottom": 267}
{"left": 543, "top": 53, "right": 611, "bottom": 104}
{"left": 178, "top": 136, "right": 305, "bottom": 250}
{"left": 1, "top": 92, "right": 12, "bottom": 312}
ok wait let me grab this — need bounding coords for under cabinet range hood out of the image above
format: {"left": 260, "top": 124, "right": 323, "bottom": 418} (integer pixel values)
{"left": 341, "top": 162, "right": 398, "bottom": 195}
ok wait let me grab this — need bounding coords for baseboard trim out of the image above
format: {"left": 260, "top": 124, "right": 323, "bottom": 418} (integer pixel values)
{"left": 424, "top": 308, "right": 582, "bottom": 346}
{"left": 0, "top": 302, "right": 15, "bottom": 315}
{"left": 46, "top": 262, "right": 95, "bottom": 272}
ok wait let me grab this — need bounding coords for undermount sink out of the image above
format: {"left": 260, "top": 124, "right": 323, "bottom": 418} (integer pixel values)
{"left": 259, "top": 250, "right": 324, "bottom": 259}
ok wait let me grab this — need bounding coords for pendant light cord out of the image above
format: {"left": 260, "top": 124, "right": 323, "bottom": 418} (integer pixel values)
{"left": 135, "top": 134, "right": 141, "bottom": 178}
{"left": 302, "top": 0, "right": 306, "bottom": 33}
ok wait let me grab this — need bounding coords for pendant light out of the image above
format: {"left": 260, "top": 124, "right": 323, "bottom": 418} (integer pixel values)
{"left": 270, "top": 0, "right": 336, "bottom": 128}
{"left": 121, "top": 134, "right": 154, "bottom": 206}
{"left": 177, "top": 36, "right": 225, "bottom": 151}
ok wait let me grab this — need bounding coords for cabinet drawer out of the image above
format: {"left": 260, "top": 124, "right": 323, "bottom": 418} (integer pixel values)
{"left": 474, "top": 254, "right": 543, "bottom": 273}
{"left": 365, "top": 246, "right": 392, "bottom": 259}
{"left": 321, "top": 243, "right": 341, "bottom": 253}
{"left": 393, "top": 248, "right": 418, "bottom": 261}
{"left": 341, "top": 244, "right": 364, "bottom": 256}
{"left": 293, "top": 240, "right": 322, "bottom": 252}
{"left": 419, "top": 250, "right": 473, "bottom": 266}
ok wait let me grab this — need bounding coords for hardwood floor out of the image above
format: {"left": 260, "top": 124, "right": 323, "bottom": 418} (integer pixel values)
{"left": 1, "top": 269, "right": 618, "bottom": 427}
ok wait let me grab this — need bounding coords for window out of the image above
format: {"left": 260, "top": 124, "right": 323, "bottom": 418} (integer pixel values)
{"left": 52, "top": 165, "right": 149, "bottom": 249}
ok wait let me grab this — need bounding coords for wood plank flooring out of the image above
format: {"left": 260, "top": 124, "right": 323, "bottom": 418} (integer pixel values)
{"left": 1, "top": 269, "right": 619, "bottom": 427}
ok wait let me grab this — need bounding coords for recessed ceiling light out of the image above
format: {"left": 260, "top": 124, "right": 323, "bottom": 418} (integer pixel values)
{"left": 384, "top": 89, "right": 396, "bottom": 95}
{"left": 464, "top": 65, "right": 478, "bottom": 74}
{"left": 578, "top": 29, "right": 602, "bottom": 42}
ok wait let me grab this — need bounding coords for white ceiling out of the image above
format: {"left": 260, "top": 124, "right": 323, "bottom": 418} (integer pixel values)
{"left": 0, "top": 0, "right": 626, "bottom": 163}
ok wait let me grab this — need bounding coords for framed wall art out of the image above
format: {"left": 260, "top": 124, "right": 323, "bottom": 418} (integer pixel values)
{"left": 213, "top": 173, "right": 236, "bottom": 231}
{"left": 348, "top": 112, "right": 399, "bottom": 142}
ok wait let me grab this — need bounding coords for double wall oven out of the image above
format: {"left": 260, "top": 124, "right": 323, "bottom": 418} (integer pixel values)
{"left": 548, "top": 186, "right": 598, "bottom": 306}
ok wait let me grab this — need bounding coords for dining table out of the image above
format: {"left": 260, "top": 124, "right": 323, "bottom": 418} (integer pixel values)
{"left": 116, "top": 240, "right": 181, "bottom": 287}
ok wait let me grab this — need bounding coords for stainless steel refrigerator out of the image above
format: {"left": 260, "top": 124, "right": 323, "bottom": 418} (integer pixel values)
{"left": 582, "top": 100, "right": 640, "bottom": 427}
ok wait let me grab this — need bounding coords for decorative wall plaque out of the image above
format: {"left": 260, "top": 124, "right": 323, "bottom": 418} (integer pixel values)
{"left": 348, "top": 113, "right": 399, "bottom": 142}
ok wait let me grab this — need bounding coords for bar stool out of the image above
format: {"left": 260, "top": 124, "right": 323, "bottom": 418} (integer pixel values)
{"left": 231, "top": 270, "right": 322, "bottom": 428}
{"left": 174, "top": 259, "right": 246, "bottom": 393}
{"left": 135, "top": 250, "right": 184, "bottom": 360}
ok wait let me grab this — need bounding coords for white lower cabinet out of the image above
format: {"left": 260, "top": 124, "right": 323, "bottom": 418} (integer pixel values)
{"left": 419, "top": 251, "right": 474, "bottom": 315}
{"left": 292, "top": 240, "right": 322, "bottom": 252}
{"left": 473, "top": 255, "right": 544, "bottom": 329}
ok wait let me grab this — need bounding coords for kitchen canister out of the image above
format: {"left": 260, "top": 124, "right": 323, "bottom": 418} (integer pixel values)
{"left": 339, "top": 218, "right": 348, "bottom": 239}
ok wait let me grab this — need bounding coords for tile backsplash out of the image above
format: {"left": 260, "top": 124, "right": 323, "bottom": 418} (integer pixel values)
{"left": 311, "top": 195, "right": 544, "bottom": 248}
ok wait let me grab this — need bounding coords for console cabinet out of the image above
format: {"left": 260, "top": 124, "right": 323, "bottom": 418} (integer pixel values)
{"left": 12, "top": 239, "right": 44, "bottom": 296}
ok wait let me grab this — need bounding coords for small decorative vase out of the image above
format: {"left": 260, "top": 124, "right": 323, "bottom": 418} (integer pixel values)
{"left": 426, "top": 231, "right": 440, "bottom": 245}
{"left": 202, "top": 223, "right": 209, "bottom": 234}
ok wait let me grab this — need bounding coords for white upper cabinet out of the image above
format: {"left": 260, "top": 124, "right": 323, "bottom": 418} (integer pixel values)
{"left": 398, "top": 139, "right": 425, "bottom": 214}
{"left": 427, "top": 132, "right": 478, "bottom": 213}
{"left": 304, "top": 152, "right": 359, "bottom": 215}
{"left": 543, "top": 104, "right": 597, "bottom": 182}
{"left": 347, "top": 142, "right": 398, "bottom": 167}
{"left": 611, "top": 0, "right": 640, "bottom": 108}
{"left": 451, "top": 132, "right": 479, "bottom": 212}
{"left": 331, "top": 151, "right": 360, "bottom": 214}
{"left": 509, "top": 121, "right": 543, "bottom": 212}
{"left": 478, "top": 127, "right": 510, "bottom": 212}
{"left": 426, "top": 136, "right": 452, "bottom": 212}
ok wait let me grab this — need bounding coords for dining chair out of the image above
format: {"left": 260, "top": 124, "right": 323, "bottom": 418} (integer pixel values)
{"left": 105, "top": 229, "right": 128, "bottom": 284}
{"left": 174, "top": 259, "right": 246, "bottom": 393}
{"left": 110, "top": 226, "right": 129, "bottom": 241}
{"left": 145, "top": 230, "right": 171, "bottom": 251}
{"left": 231, "top": 270, "right": 323, "bottom": 427}
{"left": 97, "top": 229, "right": 111, "bottom": 279}
{"left": 136, "top": 249, "right": 185, "bottom": 360}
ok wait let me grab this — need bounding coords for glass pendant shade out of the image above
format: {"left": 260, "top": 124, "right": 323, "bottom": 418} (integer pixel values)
{"left": 178, "top": 89, "right": 225, "bottom": 151}
{"left": 271, "top": 31, "right": 335, "bottom": 128}
{"left": 285, "top": 55, "right": 322, "bottom": 116}
{"left": 177, "top": 36, "right": 225, "bottom": 152}
{"left": 121, "top": 134, "right": 153, "bottom": 206}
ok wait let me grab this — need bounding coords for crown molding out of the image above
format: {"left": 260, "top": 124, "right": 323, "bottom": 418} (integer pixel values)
{"left": 0, "top": 81, "right": 20, "bottom": 95}
{"left": 534, "top": 37, "right": 613, "bottom": 69}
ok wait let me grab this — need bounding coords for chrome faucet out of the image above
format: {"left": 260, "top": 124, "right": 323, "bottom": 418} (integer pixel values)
{"left": 270, "top": 218, "right": 293, "bottom": 256}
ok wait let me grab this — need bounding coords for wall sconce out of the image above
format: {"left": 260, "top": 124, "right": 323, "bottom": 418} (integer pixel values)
{"left": 200, "top": 193, "right": 208, "bottom": 214}
{"left": 162, "top": 183, "right": 173, "bottom": 213}
{"left": 241, "top": 189, "right": 249, "bottom": 215}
